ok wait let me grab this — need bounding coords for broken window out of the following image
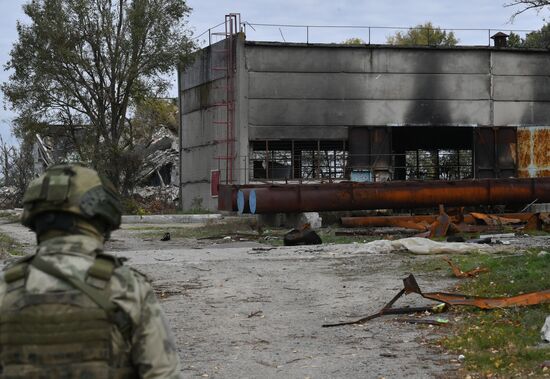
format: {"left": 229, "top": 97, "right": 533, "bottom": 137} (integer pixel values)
{"left": 250, "top": 140, "right": 347, "bottom": 180}
{"left": 405, "top": 149, "right": 472, "bottom": 180}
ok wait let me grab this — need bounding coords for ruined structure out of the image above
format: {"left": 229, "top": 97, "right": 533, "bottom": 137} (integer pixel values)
{"left": 178, "top": 18, "right": 550, "bottom": 211}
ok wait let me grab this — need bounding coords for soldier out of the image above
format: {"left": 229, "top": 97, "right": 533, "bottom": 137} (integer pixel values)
{"left": 0, "top": 164, "right": 182, "bottom": 378}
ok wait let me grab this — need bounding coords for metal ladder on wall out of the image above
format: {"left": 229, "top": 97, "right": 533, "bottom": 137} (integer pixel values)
{"left": 210, "top": 14, "right": 240, "bottom": 184}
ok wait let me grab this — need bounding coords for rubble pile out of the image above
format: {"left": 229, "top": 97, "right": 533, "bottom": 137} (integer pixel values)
{"left": 0, "top": 186, "right": 20, "bottom": 209}
{"left": 125, "top": 185, "right": 179, "bottom": 214}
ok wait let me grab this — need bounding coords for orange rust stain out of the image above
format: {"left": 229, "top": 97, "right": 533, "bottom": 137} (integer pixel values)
{"left": 517, "top": 129, "right": 531, "bottom": 170}
{"left": 517, "top": 170, "right": 530, "bottom": 178}
{"left": 534, "top": 129, "right": 550, "bottom": 168}
{"left": 538, "top": 169, "right": 550, "bottom": 177}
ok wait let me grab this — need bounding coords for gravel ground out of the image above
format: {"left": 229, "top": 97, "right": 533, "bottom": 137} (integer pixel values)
{"left": 1, "top": 219, "right": 549, "bottom": 378}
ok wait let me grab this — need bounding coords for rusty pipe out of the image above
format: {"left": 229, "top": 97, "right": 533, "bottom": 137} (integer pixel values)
{"left": 341, "top": 212, "right": 535, "bottom": 228}
{"left": 246, "top": 178, "right": 550, "bottom": 214}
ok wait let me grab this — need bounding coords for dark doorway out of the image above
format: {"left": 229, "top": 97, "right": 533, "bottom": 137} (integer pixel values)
{"left": 392, "top": 127, "right": 474, "bottom": 180}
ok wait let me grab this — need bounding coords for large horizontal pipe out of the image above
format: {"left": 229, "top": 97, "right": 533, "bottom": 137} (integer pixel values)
{"left": 246, "top": 178, "right": 550, "bottom": 214}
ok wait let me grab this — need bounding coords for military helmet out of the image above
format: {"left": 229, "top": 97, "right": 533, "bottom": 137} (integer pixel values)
{"left": 21, "top": 164, "right": 122, "bottom": 232}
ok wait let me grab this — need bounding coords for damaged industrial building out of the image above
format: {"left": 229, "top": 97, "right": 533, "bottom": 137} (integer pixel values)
{"left": 178, "top": 15, "right": 549, "bottom": 215}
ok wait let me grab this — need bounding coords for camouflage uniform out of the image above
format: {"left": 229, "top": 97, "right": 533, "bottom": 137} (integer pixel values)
{"left": 0, "top": 164, "right": 182, "bottom": 378}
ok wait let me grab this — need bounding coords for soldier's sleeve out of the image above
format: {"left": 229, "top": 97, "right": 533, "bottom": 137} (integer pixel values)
{"left": 130, "top": 275, "right": 183, "bottom": 379}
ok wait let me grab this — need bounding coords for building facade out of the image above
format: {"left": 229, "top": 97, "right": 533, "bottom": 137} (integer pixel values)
{"left": 178, "top": 34, "right": 550, "bottom": 211}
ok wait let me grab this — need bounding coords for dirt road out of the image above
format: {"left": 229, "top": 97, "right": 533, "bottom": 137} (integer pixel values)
{"left": 0, "top": 220, "right": 470, "bottom": 378}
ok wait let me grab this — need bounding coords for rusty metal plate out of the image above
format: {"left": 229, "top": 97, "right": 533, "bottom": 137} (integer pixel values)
{"left": 517, "top": 127, "right": 550, "bottom": 178}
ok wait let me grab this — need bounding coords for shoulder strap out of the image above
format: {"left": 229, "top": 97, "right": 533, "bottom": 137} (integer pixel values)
{"left": 30, "top": 256, "right": 133, "bottom": 339}
{"left": 87, "top": 253, "right": 122, "bottom": 282}
{"left": 31, "top": 256, "right": 116, "bottom": 312}
{"left": 3, "top": 255, "right": 35, "bottom": 284}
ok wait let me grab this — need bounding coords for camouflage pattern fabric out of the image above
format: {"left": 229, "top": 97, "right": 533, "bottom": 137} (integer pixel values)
{"left": 0, "top": 235, "right": 182, "bottom": 379}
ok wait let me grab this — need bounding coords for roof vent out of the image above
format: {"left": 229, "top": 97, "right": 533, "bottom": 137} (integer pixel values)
{"left": 491, "top": 32, "right": 509, "bottom": 48}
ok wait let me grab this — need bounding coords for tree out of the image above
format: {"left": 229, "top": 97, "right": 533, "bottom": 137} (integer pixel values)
{"left": 342, "top": 37, "right": 366, "bottom": 45}
{"left": 507, "top": 31, "right": 523, "bottom": 47}
{"left": 505, "top": 24, "right": 550, "bottom": 48}
{"left": 505, "top": 0, "right": 550, "bottom": 19}
{"left": 2, "top": 0, "right": 194, "bottom": 188}
{"left": 0, "top": 136, "right": 35, "bottom": 206}
{"left": 386, "top": 22, "right": 459, "bottom": 46}
{"left": 129, "top": 98, "right": 178, "bottom": 144}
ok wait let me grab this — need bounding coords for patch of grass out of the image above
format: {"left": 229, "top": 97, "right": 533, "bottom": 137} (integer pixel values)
{"left": 0, "top": 232, "right": 25, "bottom": 256}
{"left": 316, "top": 229, "right": 379, "bottom": 245}
{"left": 439, "top": 249, "right": 550, "bottom": 377}
{"left": 135, "top": 223, "right": 382, "bottom": 246}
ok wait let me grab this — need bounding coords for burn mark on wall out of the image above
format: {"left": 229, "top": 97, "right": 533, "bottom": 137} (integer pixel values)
{"left": 404, "top": 53, "right": 452, "bottom": 125}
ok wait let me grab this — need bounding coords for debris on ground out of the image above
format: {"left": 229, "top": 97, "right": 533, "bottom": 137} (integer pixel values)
{"left": 161, "top": 232, "right": 171, "bottom": 241}
{"left": 353, "top": 237, "right": 498, "bottom": 255}
{"left": 542, "top": 316, "right": 550, "bottom": 343}
{"left": 341, "top": 209, "right": 550, "bottom": 237}
{"left": 324, "top": 273, "right": 550, "bottom": 328}
{"left": 322, "top": 280, "right": 449, "bottom": 327}
{"left": 393, "top": 317, "right": 450, "bottom": 326}
{"left": 283, "top": 224, "right": 322, "bottom": 246}
{"left": 442, "top": 257, "right": 489, "bottom": 278}
{"left": 403, "top": 274, "right": 550, "bottom": 309}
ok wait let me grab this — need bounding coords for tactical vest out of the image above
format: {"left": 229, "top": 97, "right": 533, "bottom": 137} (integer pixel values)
{"left": 0, "top": 254, "right": 137, "bottom": 379}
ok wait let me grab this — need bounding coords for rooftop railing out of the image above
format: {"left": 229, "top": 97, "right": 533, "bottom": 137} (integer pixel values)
{"left": 192, "top": 21, "right": 537, "bottom": 48}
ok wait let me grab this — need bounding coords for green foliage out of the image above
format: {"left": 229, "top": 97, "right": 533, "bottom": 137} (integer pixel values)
{"left": 130, "top": 98, "right": 178, "bottom": 142}
{"left": 0, "top": 231, "right": 25, "bottom": 256}
{"left": 342, "top": 37, "right": 366, "bottom": 45}
{"left": 386, "top": 22, "right": 459, "bottom": 46}
{"left": 121, "top": 197, "right": 150, "bottom": 216}
{"left": 522, "top": 23, "right": 550, "bottom": 48}
{"left": 507, "top": 31, "right": 523, "bottom": 47}
{"left": 2, "top": 0, "right": 194, "bottom": 187}
{"left": 504, "top": 24, "right": 550, "bottom": 48}
{"left": 439, "top": 250, "right": 550, "bottom": 376}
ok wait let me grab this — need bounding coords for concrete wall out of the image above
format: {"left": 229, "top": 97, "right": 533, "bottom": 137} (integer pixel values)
{"left": 179, "top": 35, "right": 248, "bottom": 211}
{"left": 180, "top": 41, "right": 550, "bottom": 210}
{"left": 245, "top": 43, "right": 550, "bottom": 136}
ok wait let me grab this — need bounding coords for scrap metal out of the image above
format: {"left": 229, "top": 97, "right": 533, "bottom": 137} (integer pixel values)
{"left": 403, "top": 274, "right": 550, "bottom": 309}
{"left": 323, "top": 274, "right": 550, "bottom": 327}
{"left": 341, "top": 212, "right": 536, "bottom": 228}
{"left": 322, "top": 286, "right": 448, "bottom": 328}
{"left": 442, "top": 257, "right": 489, "bottom": 278}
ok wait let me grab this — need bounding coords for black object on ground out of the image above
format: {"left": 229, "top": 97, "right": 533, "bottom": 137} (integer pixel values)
{"left": 283, "top": 228, "right": 322, "bottom": 246}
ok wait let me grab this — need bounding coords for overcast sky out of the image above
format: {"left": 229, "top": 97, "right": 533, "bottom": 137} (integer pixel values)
{"left": 0, "top": 0, "right": 548, "bottom": 145}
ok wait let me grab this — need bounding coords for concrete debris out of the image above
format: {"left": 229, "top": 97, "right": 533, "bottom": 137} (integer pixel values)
{"left": 298, "top": 212, "right": 322, "bottom": 230}
{"left": 539, "top": 250, "right": 549, "bottom": 257}
{"left": 35, "top": 134, "right": 54, "bottom": 167}
{"left": 134, "top": 185, "right": 179, "bottom": 201}
{"left": 135, "top": 126, "right": 178, "bottom": 186}
{"left": 542, "top": 316, "right": 550, "bottom": 343}
{"left": 353, "top": 237, "right": 496, "bottom": 255}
